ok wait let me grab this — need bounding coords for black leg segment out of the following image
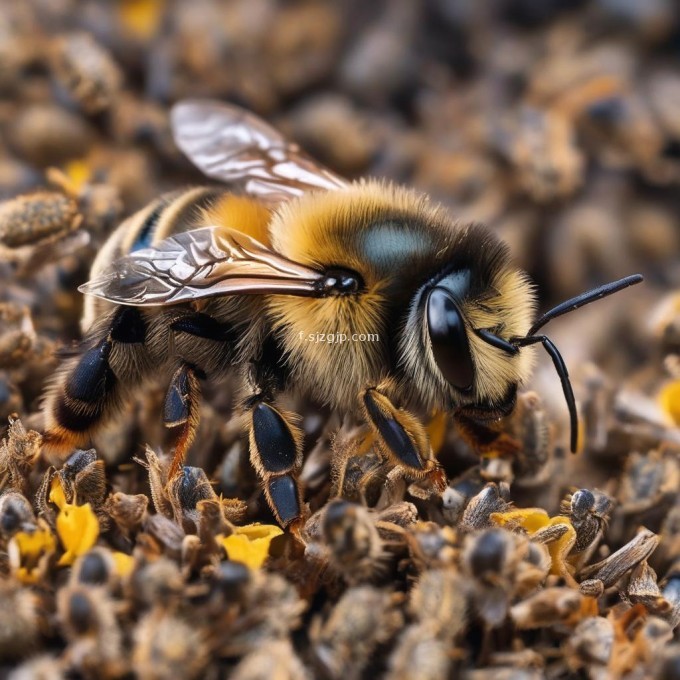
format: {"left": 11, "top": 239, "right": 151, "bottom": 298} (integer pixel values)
{"left": 64, "top": 340, "right": 116, "bottom": 404}
{"left": 171, "top": 313, "right": 236, "bottom": 342}
{"left": 266, "top": 475, "right": 301, "bottom": 526}
{"left": 164, "top": 364, "right": 202, "bottom": 478}
{"left": 164, "top": 365, "right": 193, "bottom": 427}
{"left": 110, "top": 307, "right": 146, "bottom": 344}
{"left": 252, "top": 403, "right": 299, "bottom": 473}
{"left": 363, "top": 390, "right": 423, "bottom": 470}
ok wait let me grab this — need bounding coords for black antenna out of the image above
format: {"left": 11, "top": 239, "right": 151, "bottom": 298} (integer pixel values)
{"left": 527, "top": 274, "right": 643, "bottom": 337}
{"left": 508, "top": 274, "right": 643, "bottom": 453}
{"left": 513, "top": 335, "right": 578, "bottom": 452}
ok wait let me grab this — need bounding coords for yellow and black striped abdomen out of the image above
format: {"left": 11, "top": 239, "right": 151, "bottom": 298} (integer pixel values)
{"left": 82, "top": 187, "right": 272, "bottom": 331}
{"left": 44, "top": 188, "right": 273, "bottom": 457}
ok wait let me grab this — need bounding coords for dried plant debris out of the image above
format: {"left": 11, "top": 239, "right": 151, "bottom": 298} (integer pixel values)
{"left": 1, "top": 0, "right": 680, "bottom": 677}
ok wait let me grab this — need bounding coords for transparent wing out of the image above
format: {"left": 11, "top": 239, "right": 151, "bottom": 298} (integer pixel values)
{"left": 171, "top": 100, "right": 348, "bottom": 204}
{"left": 79, "top": 226, "right": 326, "bottom": 306}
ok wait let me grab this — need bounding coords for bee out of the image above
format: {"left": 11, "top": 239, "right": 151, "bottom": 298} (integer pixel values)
{"left": 42, "top": 100, "right": 643, "bottom": 533}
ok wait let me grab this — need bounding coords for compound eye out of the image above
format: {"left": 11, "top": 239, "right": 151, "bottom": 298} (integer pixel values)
{"left": 426, "top": 287, "right": 474, "bottom": 391}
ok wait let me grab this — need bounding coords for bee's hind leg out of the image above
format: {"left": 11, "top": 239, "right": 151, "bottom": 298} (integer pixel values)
{"left": 164, "top": 363, "right": 202, "bottom": 479}
{"left": 43, "top": 306, "right": 150, "bottom": 461}
{"left": 361, "top": 385, "right": 448, "bottom": 494}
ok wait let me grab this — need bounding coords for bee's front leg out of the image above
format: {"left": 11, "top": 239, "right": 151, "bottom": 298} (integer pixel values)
{"left": 361, "top": 385, "right": 448, "bottom": 494}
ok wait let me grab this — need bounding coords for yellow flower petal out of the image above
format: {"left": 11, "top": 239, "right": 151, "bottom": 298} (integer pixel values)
{"left": 547, "top": 516, "right": 577, "bottom": 582}
{"left": 56, "top": 503, "right": 100, "bottom": 567}
{"left": 118, "top": 0, "right": 165, "bottom": 40}
{"left": 659, "top": 380, "right": 680, "bottom": 426}
{"left": 63, "top": 159, "right": 91, "bottom": 193}
{"left": 492, "top": 508, "right": 578, "bottom": 586}
{"left": 49, "top": 476, "right": 67, "bottom": 510}
{"left": 10, "top": 529, "right": 57, "bottom": 584}
{"left": 220, "top": 523, "right": 283, "bottom": 570}
{"left": 491, "top": 508, "right": 550, "bottom": 533}
{"left": 112, "top": 551, "right": 135, "bottom": 578}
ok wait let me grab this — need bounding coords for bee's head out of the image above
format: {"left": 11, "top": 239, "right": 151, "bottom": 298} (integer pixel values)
{"left": 407, "top": 251, "right": 643, "bottom": 451}
{"left": 399, "top": 232, "right": 536, "bottom": 421}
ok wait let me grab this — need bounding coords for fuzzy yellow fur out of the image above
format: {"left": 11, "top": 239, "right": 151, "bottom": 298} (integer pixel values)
{"left": 266, "top": 180, "right": 537, "bottom": 412}
{"left": 268, "top": 181, "right": 447, "bottom": 409}
{"left": 201, "top": 193, "right": 271, "bottom": 244}
{"left": 269, "top": 180, "right": 447, "bottom": 276}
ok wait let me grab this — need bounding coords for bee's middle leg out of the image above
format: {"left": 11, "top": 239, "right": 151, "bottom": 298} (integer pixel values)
{"left": 164, "top": 363, "right": 202, "bottom": 479}
{"left": 241, "top": 350, "right": 305, "bottom": 533}
{"left": 361, "top": 384, "right": 448, "bottom": 493}
{"left": 246, "top": 398, "right": 305, "bottom": 533}
{"left": 164, "top": 311, "right": 236, "bottom": 477}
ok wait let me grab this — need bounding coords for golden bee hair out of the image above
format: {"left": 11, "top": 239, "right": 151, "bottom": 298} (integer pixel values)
{"left": 267, "top": 179, "right": 536, "bottom": 413}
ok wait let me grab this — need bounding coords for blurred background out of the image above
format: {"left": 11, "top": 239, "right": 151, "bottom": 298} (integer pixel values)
{"left": 3, "top": 0, "right": 680, "bottom": 285}
{"left": 2, "top": 0, "right": 680, "bottom": 448}
{"left": 4, "top": 6, "right": 680, "bottom": 676}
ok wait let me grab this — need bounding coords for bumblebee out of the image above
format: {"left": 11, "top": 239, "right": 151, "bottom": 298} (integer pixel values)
{"left": 42, "top": 100, "right": 642, "bottom": 531}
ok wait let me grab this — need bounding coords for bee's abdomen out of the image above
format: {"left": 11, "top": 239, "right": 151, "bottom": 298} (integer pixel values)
{"left": 130, "top": 187, "right": 224, "bottom": 249}
{"left": 82, "top": 187, "right": 226, "bottom": 332}
{"left": 107, "top": 187, "right": 225, "bottom": 262}
{"left": 47, "top": 186, "right": 271, "bottom": 457}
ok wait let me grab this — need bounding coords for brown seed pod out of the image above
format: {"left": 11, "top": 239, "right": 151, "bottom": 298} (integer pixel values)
{"left": 0, "top": 304, "right": 36, "bottom": 371}
{"left": 49, "top": 33, "right": 123, "bottom": 115}
{"left": 561, "top": 488, "right": 613, "bottom": 561}
{"left": 387, "top": 624, "right": 453, "bottom": 680}
{"left": 510, "top": 587, "right": 585, "bottom": 629}
{"left": 462, "top": 528, "right": 548, "bottom": 628}
{"left": 165, "top": 465, "right": 218, "bottom": 532}
{"left": 625, "top": 560, "right": 671, "bottom": 616}
{"left": 0, "top": 491, "right": 36, "bottom": 538}
{"left": 579, "top": 528, "right": 660, "bottom": 593}
{"left": 408, "top": 568, "right": 467, "bottom": 638}
{"left": 404, "top": 521, "right": 457, "bottom": 571}
{"left": 460, "top": 483, "right": 511, "bottom": 532}
{"left": 103, "top": 492, "right": 148, "bottom": 539}
{"left": 8, "top": 104, "right": 93, "bottom": 167}
{"left": 311, "top": 585, "right": 403, "bottom": 680}
{"left": 55, "top": 449, "right": 107, "bottom": 506}
{"left": 0, "top": 418, "right": 42, "bottom": 494}
{"left": 505, "top": 391, "right": 552, "bottom": 485}
{"left": 56, "top": 584, "right": 125, "bottom": 678}
{"left": 231, "top": 640, "right": 312, "bottom": 680}
{"left": 211, "top": 571, "right": 306, "bottom": 657}
{"left": 309, "top": 499, "right": 387, "bottom": 584}
{"left": 135, "top": 446, "right": 173, "bottom": 519}
{"left": 0, "top": 191, "right": 80, "bottom": 251}
{"left": 126, "top": 556, "right": 183, "bottom": 611}
{"left": 0, "top": 579, "right": 39, "bottom": 660}
{"left": 133, "top": 610, "right": 209, "bottom": 680}
{"left": 566, "top": 616, "right": 615, "bottom": 674}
